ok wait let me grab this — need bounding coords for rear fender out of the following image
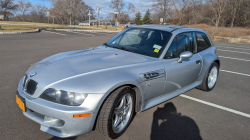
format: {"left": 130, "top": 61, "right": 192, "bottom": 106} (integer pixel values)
{"left": 197, "top": 46, "right": 220, "bottom": 81}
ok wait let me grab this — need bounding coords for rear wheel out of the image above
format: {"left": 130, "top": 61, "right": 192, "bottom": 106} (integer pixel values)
{"left": 197, "top": 62, "right": 219, "bottom": 91}
{"left": 96, "top": 87, "right": 135, "bottom": 139}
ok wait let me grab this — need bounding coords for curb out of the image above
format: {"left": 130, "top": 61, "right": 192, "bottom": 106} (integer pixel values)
{"left": 0, "top": 29, "right": 40, "bottom": 34}
{"left": 45, "top": 29, "right": 120, "bottom": 33}
{"left": 214, "top": 36, "right": 250, "bottom": 43}
{"left": 0, "top": 28, "right": 121, "bottom": 34}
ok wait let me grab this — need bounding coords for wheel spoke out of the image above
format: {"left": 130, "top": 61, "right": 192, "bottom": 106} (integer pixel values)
{"left": 122, "top": 114, "right": 127, "bottom": 122}
{"left": 213, "top": 77, "right": 216, "bottom": 83}
{"left": 208, "top": 78, "right": 211, "bottom": 83}
{"left": 122, "top": 95, "right": 126, "bottom": 108}
{"left": 124, "top": 104, "right": 130, "bottom": 113}
{"left": 113, "top": 117, "right": 122, "bottom": 128}
{"left": 115, "top": 96, "right": 124, "bottom": 111}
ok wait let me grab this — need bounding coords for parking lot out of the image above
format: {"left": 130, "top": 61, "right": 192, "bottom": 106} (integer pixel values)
{"left": 0, "top": 30, "right": 250, "bottom": 140}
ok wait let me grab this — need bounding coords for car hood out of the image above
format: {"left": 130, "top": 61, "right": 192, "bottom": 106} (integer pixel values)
{"left": 27, "top": 46, "right": 157, "bottom": 84}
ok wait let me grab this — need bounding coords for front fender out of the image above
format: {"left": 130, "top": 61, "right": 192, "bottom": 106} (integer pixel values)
{"left": 45, "top": 65, "right": 145, "bottom": 110}
{"left": 41, "top": 60, "right": 164, "bottom": 115}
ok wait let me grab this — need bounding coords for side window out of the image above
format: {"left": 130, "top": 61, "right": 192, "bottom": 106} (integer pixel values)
{"left": 196, "top": 32, "right": 212, "bottom": 52}
{"left": 165, "top": 38, "right": 177, "bottom": 59}
{"left": 176, "top": 32, "right": 195, "bottom": 57}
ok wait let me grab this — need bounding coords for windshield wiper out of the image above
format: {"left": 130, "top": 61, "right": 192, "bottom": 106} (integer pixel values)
{"left": 104, "top": 43, "right": 134, "bottom": 53}
{"left": 121, "top": 47, "right": 134, "bottom": 53}
{"left": 103, "top": 42, "right": 113, "bottom": 48}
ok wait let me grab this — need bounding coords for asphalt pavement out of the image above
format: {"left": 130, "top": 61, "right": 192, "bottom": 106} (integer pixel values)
{"left": 0, "top": 30, "right": 250, "bottom": 140}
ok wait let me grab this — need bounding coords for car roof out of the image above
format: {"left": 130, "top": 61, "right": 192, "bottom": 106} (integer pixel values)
{"left": 132, "top": 24, "right": 204, "bottom": 33}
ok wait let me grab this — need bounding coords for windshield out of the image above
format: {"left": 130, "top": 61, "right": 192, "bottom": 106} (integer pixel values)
{"left": 106, "top": 28, "right": 172, "bottom": 58}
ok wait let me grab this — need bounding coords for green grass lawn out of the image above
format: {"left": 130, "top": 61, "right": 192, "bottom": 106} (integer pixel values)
{"left": 0, "top": 21, "right": 121, "bottom": 32}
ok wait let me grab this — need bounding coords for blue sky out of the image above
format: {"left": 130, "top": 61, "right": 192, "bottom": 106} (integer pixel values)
{"left": 25, "top": 0, "right": 154, "bottom": 18}
{"left": 29, "top": 0, "right": 50, "bottom": 7}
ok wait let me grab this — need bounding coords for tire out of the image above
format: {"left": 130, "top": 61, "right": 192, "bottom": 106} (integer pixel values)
{"left": 96, "top": 86, "right": 136, "bottom": 139}
{"left": 197, "top": 62, "right": 219, "bottom": 91}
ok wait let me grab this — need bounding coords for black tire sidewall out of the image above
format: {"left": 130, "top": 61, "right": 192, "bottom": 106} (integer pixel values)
{"left": 107, "top": 88, "right": 136, "bottom": 139}
{"left": 205, "top": 62, "right": 219, "bottom": 91}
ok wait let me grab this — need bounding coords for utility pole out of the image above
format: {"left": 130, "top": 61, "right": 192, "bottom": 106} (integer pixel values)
{"left": 68, "top": 1, "right": 73, "bottom": 26}
{"left": 47, "top": 11, "right": 50, "bottom": 24}
{"left": 88, "top": 10, "right": 92, "bottom": 27}
{"left": 51, "top": 16, "right": 55, "bottom": 24}
{"left": 114, "top": 12, "right": 119, "bottom": 30}
{"left": 70, "top": 15, "right": 71, "bottom": 25}
{"left": 96, "top": 8, "right": 102, "bottom": 28}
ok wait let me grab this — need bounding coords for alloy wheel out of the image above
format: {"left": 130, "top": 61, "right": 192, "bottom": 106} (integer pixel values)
{"left": 208, "top": 66, "right": 218, "bottom": 89}
{"left": 112, "top": 93, "right": 133, "bottom": 134}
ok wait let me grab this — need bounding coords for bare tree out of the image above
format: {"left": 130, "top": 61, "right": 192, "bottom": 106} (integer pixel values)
{"left": 0, "top": 0, "right": 18, "bottom": 20}
{"left": 151, "top": 0, "right": 250, "bottom": 27}
{"left": 172, "top": 0, "right": 189, "bottom": 24}
{"left": 228, "top": 0, "right": 242, "bottom": 27}
{"left": 109, "top": 0, "right": 125, "bottom": 14}
{"left": 152, "top": 0, "right": 173, "bottom": 23}
{"left": 50, "top": 0, "right": 68, "bottom": 25}
{"left": 106, "top": 13, "right": 115, "bottom": 23}
{"left": 77, "top": 4, "right": 90, "bottom": 22}
{"left": 241, "top": 0, "right": 250, "bottom": 26}
{"left": 15, "top": 0, "right": 32, "bottom": 21}
{"left": 206, "top": 0, "right": 228, "bottom": 27}
{"left": 109, "top": 0, "right": 136, "bottom": 24}
{"left": 30, "top": 4, "right": 48, "bottom": 23}
{"left": 119, "top": 11, "right": 130, "bottom": 23}
{"left": 51, "top": 0, "right": 91, "bottom": 25}
{"left": 127, "top": 2, "right": 136, "bottom": 14}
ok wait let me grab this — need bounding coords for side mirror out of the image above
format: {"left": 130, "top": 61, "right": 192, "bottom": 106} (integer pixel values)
{"left": 177, "top": 51, "right": 193, "bottom": 63}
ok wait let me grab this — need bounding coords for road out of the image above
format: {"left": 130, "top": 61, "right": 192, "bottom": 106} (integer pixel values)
{"left": 0, "top": 30, "right": 250, "bottom": 140}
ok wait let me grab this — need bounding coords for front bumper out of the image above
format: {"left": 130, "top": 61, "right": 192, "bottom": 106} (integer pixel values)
{"left": 17, "top": 79, "right": 103, "bottom": 138}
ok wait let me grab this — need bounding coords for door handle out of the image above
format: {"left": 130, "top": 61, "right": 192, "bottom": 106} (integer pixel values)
{"left": 196, "top": 60, "right": 201, "bottom": 65}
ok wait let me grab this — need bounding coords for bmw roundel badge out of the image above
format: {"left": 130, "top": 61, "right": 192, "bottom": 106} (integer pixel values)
{"left": 30, "top": 73, "right": 37, "bottom": 77}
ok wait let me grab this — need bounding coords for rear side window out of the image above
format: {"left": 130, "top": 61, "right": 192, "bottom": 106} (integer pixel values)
{"left": 196, "top": 32, "right": 212, "bottom": 52}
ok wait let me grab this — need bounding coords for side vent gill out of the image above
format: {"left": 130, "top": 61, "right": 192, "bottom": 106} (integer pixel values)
{"left": 138, "top": 69, "right": 165, "bottom": 81}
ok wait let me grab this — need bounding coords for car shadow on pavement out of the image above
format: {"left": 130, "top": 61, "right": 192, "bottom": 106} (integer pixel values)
{"left": 151, "top": 102, "right": 203, "bottom": 140}
{"left": 48, "top": 136, "right": 77, "bottom": 140}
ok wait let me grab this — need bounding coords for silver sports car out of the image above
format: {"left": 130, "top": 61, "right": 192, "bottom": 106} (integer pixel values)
{"left": 16, "top": 25, "right": 220, "bottom": 139}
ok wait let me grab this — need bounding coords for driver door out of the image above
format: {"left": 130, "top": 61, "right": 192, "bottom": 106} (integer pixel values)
{"left": 162, "top": 32, "right": 202, "bottom": 94}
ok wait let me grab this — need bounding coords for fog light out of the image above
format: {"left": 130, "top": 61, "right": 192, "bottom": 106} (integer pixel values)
{"left": 44, "top": 116, "right": 58, "bottom": 122}
{"left": 73, "top": 113, "right": 91, "bottom": 118}
{"left": 44, "top": 116, "right": 65, "bottom": 127}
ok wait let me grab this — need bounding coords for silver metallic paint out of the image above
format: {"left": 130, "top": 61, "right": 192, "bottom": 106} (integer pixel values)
{"left": 17, "top": 25, "right": 219, "bottom": 138}
{"left": 177, "top": 51, "right": 193, "bottom": 63}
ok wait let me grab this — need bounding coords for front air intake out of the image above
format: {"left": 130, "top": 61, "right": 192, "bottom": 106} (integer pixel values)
{"left": 26, "top": 80, "right": 37, "bottom": 95}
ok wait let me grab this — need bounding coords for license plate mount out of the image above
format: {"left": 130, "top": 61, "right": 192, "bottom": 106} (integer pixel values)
{"left": 16, "top": 92, "right": 27, "bottom": 112}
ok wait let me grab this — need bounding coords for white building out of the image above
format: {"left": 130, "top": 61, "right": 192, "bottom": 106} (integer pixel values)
{"left": 0, "top": 14, "right": 4, "bottom": 20}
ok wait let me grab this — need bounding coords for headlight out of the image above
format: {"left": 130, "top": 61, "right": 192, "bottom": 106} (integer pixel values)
{"left": 22, "top": 75, "right": 27, "bottom": 87}
{"left": 40, "top": 88, "right": 88, "bottom": 106}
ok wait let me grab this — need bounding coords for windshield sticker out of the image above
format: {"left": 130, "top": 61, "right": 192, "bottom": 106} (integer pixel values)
{"left": 154, "top": 49, "right": 159, "bottom": 53}
{"left": 153, "top": 44, "right": 162, "bottom": 50}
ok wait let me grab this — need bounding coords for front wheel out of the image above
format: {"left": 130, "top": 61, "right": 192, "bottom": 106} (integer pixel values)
{"left": 197, "top": 62, "right": 219, "bottom": 91}
{"left": 96, "top": 87, "right": 135, "bottom": 139}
